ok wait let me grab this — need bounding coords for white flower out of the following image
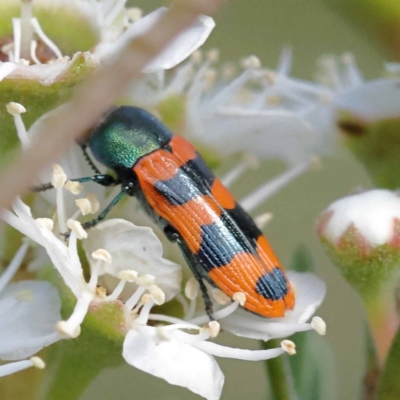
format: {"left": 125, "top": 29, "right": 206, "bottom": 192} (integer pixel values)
{"left": 318, "top": 189, "right": 400, "bottom": 248}
{"left": 117, "top": 268, "right": 325, "bottom": 400}
{"left": 83, "top": 219, "right": 182, "bottom": 302}
{"left": 188, "top": 271, "right": 326, "bottom": 341}
{"left": 0, "top": 280, "right": 61, "bottom": 361}
{"left": 0, "top": 242, "right": 61, "bottom": 377}
{"left": 0, "top": 1, "right": 215, "bottom": 83}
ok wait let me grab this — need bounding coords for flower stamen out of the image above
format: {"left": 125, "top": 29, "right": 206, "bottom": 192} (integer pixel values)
{"left": 311, "top": 316, "right": 326, "bottom": 335}
{"left": 30, "top": 18, "right": 63, "bottom": 60}
{"left": 0, "top": 357, "right": 45, "bottom": 377}
{"left": 6, "top": 102, "right": 29, "bottom": 149}
{"left": 20, "top": 0, "right": 33, "bottom": 60}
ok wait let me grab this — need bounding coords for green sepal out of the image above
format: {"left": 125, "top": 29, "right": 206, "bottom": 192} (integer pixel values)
{"left": 320, "top": 233, "right": 400, "bottom": 303}
{"left": 339, "top": 112, "right": 400, "bottom": 189}
{"left": 0, "top": 52, "right": 97, "bottom": 167}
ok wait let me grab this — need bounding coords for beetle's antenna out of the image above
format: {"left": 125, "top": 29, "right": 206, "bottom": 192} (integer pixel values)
{"left": 81, "top": 144, "right": 102, "bottom": 175}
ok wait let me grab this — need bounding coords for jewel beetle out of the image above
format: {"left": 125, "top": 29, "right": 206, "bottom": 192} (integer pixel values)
{"left": 35, "top": 106, "right": 295, "bottom": 318}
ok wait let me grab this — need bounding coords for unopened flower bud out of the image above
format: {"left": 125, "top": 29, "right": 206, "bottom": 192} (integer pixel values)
{"left": 317, "top": 189, "right": 400, "bottom": 298}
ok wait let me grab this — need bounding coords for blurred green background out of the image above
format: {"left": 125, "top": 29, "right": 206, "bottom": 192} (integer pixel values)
{"left": 79, "top": 0, "right": 388, "bottom": 399}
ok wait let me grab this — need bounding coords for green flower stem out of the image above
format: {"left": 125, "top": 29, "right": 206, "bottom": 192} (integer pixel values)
{"left": 362, "top": 323, "right": 381, "bottom": 400}
{"left": 364, "top": 294, "right": 399, "bottom": 362}
{"left": 262, "top": 339, "right": 291, "bottom": 400}
{"left": 376, "top": 326, "right": 400, "bottom": 399}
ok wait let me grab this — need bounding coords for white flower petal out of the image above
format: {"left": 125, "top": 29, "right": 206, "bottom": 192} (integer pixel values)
{"left": 97, "top": 7, "right": 215, "bottom": 73}
{"left": 123, "top": 326, "right": 224, "bottom": 400}
{"left": 320, "top": 189, "right": 400, "bottom": 247}
{"left": 188, "top": 107, "right": 317, "bottom": 165}
{"left": 2, "top": 199, "right": 88, "bottom": 299}
{"left": 0, "top": 62, "right": 17, "bottom": 81}
{"left": 83, "top": 219, "right": 182, "bottom": 301}
{"left": 219, "top": 272, "right": 326, "bottom": 340}
{"left": 3, "top": 53, "right": 97, "bottom": 85}
{"left": 0, "top": 281, "right": 61, "bottom": 360}
{"left": 334, "top": 79, "right": 400, "bottom": 121}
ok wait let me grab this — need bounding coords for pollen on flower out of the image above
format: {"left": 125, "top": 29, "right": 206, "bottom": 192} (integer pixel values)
{"left": 212, "top": 288, "right": 230, "bottom": 305}
{"left": 208, "top": 320, "right": 220, "bottom": 337}
{"left": 281, "top": 340, "right": 296, "bottom": 355}
{"left": 30, "top": 357, "right": 45, "bottom": 370}
{"left": 140, "top": 293, "right": 153, "bottom": 305}
{"left": 75, "top": 198, "right": 91, "bottom": 215}
{"left": 241, "top": 55, "right": 261, "bottom": 70}
{"left": 185, "top": 277, "right": 200, "bottom": 300}
{"left": 136, "top": 274, "right": 156, "bottom": 288}
{"left": 51, "top": 164, "right": 67, "bottom": 189}
{"left": 233, "top": 292, "right": 246, "bottom": 306}
{"left": 127, "top": 7, "right": 143, "bottom": 22}
{"left": 91, "top": 249, "right": 112, "bottom": 264}
{"left": 311, "top": 316, "right": 327, "bottom": 335}
{"left": 96, "top": 286, "right": 107, "bottom": 298}
{"left": 35, "top": 217, "right": 54, "bottom": 231}
{"left": 150, "top": 285, "right": 166, "bottom": 305}
{"left": 65, "top": 180, "right": 82, "bottom": 195}
{"left": 191, "top": 49, "right": 202, "bottom": 64}
{"left": 67, "top": 219, "right": 87, "bottom": 240}
{"left": 6, "top": 102, "right": 26, "bottom": 116}
{"left": 87, "top": 194, "right": 100, "bottom": 214}
{"left": 255, "top": 212, "right": 273, "bottom": 229}
{"left": 206, "top": 48, "right": 220, "bottom": 63}
{"left": 56, "top": 321, "right": 81, "bottom": 338}
{"left": 118, "top": 270, "right": 138, "bottom": 282}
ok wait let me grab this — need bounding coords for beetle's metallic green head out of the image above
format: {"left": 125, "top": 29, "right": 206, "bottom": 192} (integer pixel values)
{"left": 88, "top": 106, "right": 173, "bottom": 173}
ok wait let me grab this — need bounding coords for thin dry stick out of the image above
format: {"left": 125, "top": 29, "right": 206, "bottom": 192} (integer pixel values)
{"left": 0, "top": 0, "right": 223, "bottom": 211}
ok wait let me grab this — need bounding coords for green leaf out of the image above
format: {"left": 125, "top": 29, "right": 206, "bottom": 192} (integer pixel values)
{"left": 376, "top": 325, "right": 400, "bottom": 400}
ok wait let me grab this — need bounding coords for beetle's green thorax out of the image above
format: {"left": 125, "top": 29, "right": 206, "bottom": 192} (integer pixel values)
{"left": 88, "top": 106, "right": 173, "bottom": 171}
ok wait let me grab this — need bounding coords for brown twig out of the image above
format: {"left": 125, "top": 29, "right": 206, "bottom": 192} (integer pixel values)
{"left": 0, "top": 0, "right": 223, "bottom": 211}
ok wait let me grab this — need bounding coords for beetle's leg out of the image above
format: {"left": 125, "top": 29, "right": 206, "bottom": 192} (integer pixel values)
{"left": 62, "top": 182, "right": 132, "bottom": 238}
{"left": 197, "top": 276, "right": 214, "bottom": 321}
{"left": 70, "top": 174, "right": 120, "bottom": 187}
{"left": 81, "top": 144, "right": 102, "bottom": 175}
{"left": 169, "top": 231, "right": 214, "bottom": 320}
{"left": 30, "top": 174, "right": 120, "bottom": 193}
{"left": 30, "top": 183, "right": 54, "bottom": 192}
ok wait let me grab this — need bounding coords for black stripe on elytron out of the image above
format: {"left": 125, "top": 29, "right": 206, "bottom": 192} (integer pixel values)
{"left": 196, "top": 213, "right": 253, "bottom": 272}
{"left": 225, "top": 202, "right": 263, "bottom": 244}
{"left": 255, "top": 268, "right": 288, "bottom": 300}
{"left": 153, "top": 151, "right": 216, "bottom": 206}
{"left": 153, "top": 168, "right": 205, "bottom": 206}
{"left": 182, "top": 152, "right": 215, "bottom": 190}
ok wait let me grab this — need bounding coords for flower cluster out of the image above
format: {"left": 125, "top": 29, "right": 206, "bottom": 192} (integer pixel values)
{"left": 0, "top": 98, "right": 327, "bottom": 399}
{"left": 0, "top": 1, "right": 339, "bottom": 399}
